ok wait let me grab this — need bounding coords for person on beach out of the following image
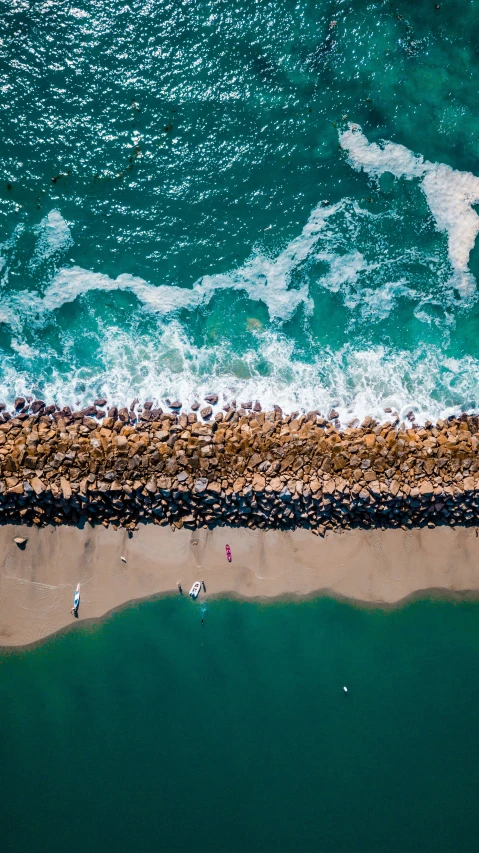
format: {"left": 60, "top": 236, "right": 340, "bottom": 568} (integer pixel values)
{"left": 177, "top": 582, "right": 183, "bottom": 594}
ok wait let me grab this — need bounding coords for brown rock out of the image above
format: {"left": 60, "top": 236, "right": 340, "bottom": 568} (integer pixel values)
{"left": 200, "top": 406, "right": 213, "bottom": 420}
{"left": 252, "top": 473, "right": 266, "bottom": 492}
{"left": 60, "top": 477, "right": 72, "bottom": 500}
{"left": 30, "top": 477, "right": 45, "bottom": 496}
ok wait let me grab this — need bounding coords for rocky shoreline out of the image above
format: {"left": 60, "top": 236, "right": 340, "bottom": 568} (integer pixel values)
{"left": 0, "top": 396, "right": 479, "bottom": 533}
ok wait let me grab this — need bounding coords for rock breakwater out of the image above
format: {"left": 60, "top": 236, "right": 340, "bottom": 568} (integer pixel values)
{"left": 0, "top": 402, "right": 479, "bottom": 533}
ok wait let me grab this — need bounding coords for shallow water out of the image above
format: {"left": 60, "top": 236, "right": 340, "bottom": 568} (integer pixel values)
{"left": 1, "top": 597, "right": 479, "bottom": 853}
{"left": 2, "top": 0, "right": 479, "bottom": 418}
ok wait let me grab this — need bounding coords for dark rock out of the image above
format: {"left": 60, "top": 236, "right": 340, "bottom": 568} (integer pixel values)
{"left": 241, "top": 401, "right": 252, "bottom": 409}
{"left": 108, "top": 407, "right": 118, "bottom": 419}
{"left": 94, "top": 398, "right": 107, "bottom": 407}
{"left": 31, "top": 400, "right": 45, "bottom": 414}
{"left": 143, "top": 401, "right": 153, "bottom": 410}
{"left": 169, "top": 400, "right": 182, "bottom": 410}
{"left": 200, "top": 406, "right": 213, "bottom": 420}
{"left": 253, "top": 401, "right": 262, "bottom": 412}
{"left": 273, "top": 405, "right": 282, "bottom": 414}
{"left": 191, "top": 402, "right": 200, "bottom": 411}
{"left": 328, "top": 409, "right": 339, "bottom": 420}
{"left": 14, "top": 397, "right": 26, "bottom": 410}
{"left": 204, "top": 394, "right": 218, "bottom": 405}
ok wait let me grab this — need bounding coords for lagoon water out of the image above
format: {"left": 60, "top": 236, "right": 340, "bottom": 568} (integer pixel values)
{"left": 2, "top": 0, "right": 479, "bottom": 419}
{"left": 2, "top": 597, "right": 479, "bottom": 852}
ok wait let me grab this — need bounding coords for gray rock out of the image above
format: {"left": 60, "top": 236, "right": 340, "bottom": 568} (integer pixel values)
{"left": 194, "top": 478, "right": 208, "bottom": 493}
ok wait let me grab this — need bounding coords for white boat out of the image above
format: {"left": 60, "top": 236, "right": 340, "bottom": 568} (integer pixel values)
{"left": 73, "top": 583, "right": 80, "bottom": 612}
{"left": 189, "top": 581, "right": 201, "bottom": 599}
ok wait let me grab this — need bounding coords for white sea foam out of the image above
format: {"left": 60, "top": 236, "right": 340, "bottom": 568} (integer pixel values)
{"left": 30, "top": 210, "right": 73, "bottom": 268}
{"left": 25, "top": 200, "right": 340, "bottom": 322}
{"left": 0, "top": 320, "right": 477, "bottom": 424}
{"left": 340, "top": 125, "right": 479, "bottom": 297}
{"left": 0, "top": 139, "right": 477, "bottom": 418}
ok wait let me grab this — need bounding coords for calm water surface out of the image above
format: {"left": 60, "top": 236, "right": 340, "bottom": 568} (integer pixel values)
{"left": 1, "top": 597, "right": 479, "bottom": 853}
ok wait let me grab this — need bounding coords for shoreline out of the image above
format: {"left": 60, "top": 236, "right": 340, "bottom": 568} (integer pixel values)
{"left": 3, "top": 523, "right": 479, "bottom": 648}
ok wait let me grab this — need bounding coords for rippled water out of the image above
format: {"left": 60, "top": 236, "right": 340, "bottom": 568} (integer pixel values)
{"left": 2, "top": 0, "right": 479, "bottom": 420}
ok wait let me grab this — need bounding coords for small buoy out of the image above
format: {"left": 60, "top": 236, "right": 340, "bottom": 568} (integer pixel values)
{"left": 121, "top": 556, "right": 126, "bottom": 563}
{"left": 343, "top": 686, "right": 348, "bottom": 693}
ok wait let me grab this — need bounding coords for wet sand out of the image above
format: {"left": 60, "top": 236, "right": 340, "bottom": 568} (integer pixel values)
{"left": 1, "top": 523, "right": 479, "bottom": 647}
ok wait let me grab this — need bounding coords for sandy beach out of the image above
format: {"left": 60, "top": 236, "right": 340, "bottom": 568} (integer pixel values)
{"left": 1, "top": 522, "right": 479, "bottom": 647}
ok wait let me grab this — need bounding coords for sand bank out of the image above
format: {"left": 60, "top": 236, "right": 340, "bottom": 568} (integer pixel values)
{"left": 1, "top": 523, "right": 479, "bottom": 647}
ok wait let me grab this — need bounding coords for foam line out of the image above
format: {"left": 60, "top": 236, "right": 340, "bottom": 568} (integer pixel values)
{"left": 25, "top": 200, "right": 339, "bottom": 323}
{"left": 340, "top": 124, "right": 479, "bottom": 296}
{"left": 0, "top": 323, "right": 476, "bottom": 424}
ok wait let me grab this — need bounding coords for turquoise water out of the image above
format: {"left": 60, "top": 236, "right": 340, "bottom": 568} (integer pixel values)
{"left": 2, "top": 597, "right": 479, "bottom": 852}
{"left": 2, "top": 0, "right": 479, "bottom": 418}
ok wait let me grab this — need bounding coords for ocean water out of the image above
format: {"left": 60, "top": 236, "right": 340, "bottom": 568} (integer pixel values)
{"left": 2, "top": 597, "right": 479, "bottom": 853}
{"left": 2, "top": 0, "right": 479, "bottom": 421}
